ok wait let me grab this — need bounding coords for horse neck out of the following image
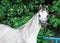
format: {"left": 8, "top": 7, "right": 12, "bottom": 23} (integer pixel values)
{"left": 28, "top": 14, "right": 41, "bottom": 36}
{"left": 20, "top": 13, "right": 41, "bottom": 38}
{"left": 18, "top": 13, "right": 41, "bottom": 43}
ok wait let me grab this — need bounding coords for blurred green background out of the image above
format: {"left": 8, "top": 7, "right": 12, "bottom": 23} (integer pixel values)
{"left": 0, "top": 0, "right": 60, "bottom": 28}
{"left": 0, "top": 0, "right": 60, "bottom": 43}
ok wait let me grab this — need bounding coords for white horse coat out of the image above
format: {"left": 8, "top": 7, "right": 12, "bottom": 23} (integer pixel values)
{"left": 0, "top": 5, "right": 49, "bottom": 43}
{"left": 0, "top": 13, "right": 41, "bottom": 43}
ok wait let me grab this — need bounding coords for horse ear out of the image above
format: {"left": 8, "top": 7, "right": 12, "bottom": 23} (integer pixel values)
{"left": 46, "top": 5, "right": 49, "bottom": 11}
{"left": 39, "top": 5, "right": 42, "bottom": 10}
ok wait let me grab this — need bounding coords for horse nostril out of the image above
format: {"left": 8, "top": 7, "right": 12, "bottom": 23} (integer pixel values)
{"left": 43, "top": 21, "right": 45, "bottom": 22}
{"left": 42, "top": 21, "right": 46, "bottom": 23}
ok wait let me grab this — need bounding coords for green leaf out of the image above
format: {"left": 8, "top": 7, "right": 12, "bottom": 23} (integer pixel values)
{"left": 53, "top": 23, "right": 57, "bottom": 28}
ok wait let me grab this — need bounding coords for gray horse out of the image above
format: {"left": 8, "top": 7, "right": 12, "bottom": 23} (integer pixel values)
{"left": 0, "top": 5, "right": 49, "bottom": 43}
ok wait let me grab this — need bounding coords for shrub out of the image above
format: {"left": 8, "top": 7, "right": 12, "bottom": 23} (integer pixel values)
{"left": 0, "top": 0, "right": 45, "bottom": 28}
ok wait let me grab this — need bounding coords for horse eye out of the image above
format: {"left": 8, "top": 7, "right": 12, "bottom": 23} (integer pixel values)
{"left": 39, "top": 14, "right": 40, "bottom": 17}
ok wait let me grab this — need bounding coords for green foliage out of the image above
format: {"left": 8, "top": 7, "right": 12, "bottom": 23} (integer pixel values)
{"left": 48, "top": 0, "right": 60, "bottom": 30}
{"left": 0, "top": 0, "right": 60, "bottom": 29}
{"left": 37, "top": 27, "right": 54, "bottom": 43}
{"left": 0, "top": 0, "right": 45, "bottom": 28}
{"left": 50, "top": 0, "right": 60, "bottom": 15}
{"left": 49, "top": 15, "right": 60, "bottom": 28}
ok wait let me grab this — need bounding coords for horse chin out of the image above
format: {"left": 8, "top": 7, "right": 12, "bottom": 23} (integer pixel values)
{"left": 41, "top": 23, "right": 46, "bottom": 27}
{"left": 39, "top": 20, "right": 47, "bottom": 27}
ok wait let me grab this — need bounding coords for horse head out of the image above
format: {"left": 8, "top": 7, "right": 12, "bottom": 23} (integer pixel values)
{"left": 38, "top": 5, "right": 49, "bottom": 27}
